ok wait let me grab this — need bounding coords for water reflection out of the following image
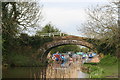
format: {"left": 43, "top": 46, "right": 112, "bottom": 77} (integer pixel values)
{"left": 3, "top": 67, "right": 46, "bottom": 78}
{"left": 3, "top": 62, "right": 88, "bottom": 78}
{"left": 46, "top": 62, "right": 88, "bottom": 78}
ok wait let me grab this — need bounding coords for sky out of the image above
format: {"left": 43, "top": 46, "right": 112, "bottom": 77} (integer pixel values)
{"left": 37, "top": 0, "right": 109, "bottom": 37}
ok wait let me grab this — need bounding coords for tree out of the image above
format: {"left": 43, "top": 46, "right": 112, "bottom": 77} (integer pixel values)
{"left": 78, "top": 2, "right": 120, "bottom": 56}
{"left": 2, "top": 2, "right": 42, "bottom": 53}
{"left": 2, "top": 2, "right": 43, "bottom": 64}
{"left": 50, "top": 45, "right": 81, "bottom": 53}
{"left": 2, "top": 2, "right": 42, "bottom": 37}
{"left": 36, "top": 24, "right": 60, "bottom": 36}
{"left": 81, "top": 47, "right": 89, "bottom": 53}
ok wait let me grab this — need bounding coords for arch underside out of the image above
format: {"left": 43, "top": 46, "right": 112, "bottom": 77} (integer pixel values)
{"left": 40, "top": 40, "right": 95, "bottom": 59}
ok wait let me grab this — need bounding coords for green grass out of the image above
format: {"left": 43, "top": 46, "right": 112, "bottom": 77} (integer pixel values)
{"left": 98, "top": 55, "right": 118, "bottom": 78}
{"left": 5, "top": 53, "right": 47, "bottom": 67}
{"left": 82, "top": 55, "right": 119, "bottom": 78}
{"left": 84, "top": 63, "right": 98, "bottom": 65}
{"left": 99, "top": 63, "right": 118, "bottom": 78}
{"left": 82, "top": 64, "right": 104, "bottom": 78}
{"left": 83, "top": 63, "right": 118, "bottom": 78}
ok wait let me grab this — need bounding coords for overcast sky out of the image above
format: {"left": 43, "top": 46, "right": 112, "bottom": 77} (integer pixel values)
{"left": 38, "top": 0, "right": 109, "bottom": 36}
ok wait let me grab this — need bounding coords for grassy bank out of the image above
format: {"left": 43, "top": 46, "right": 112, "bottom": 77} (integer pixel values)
{"left": 98, "top": 55, "right": 118, "bottom": 78}
{"left": 82, "top": 55, "right": 118, "bottom": 78}
{"left": 3, "top": 54, "right": 47, "bottom": 67}
{"left": 99, "top": 64, "right": 118, "bottom": 78}
{"left": 3, "top": 49, "right": 48, "bottom": 67}
{"left": 3, "top": 35, "right": 53, "bottom": 67}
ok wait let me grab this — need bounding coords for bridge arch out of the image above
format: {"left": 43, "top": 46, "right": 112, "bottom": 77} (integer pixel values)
{"left": 38, "top": 36, "right": 96, "bottom": 61}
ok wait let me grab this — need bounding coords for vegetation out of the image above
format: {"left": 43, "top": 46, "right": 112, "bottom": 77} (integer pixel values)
{"left": 2, "top": 1, "right": 119, "bottom": 79}
{"left": 86, "top": 38, "right": 116, "bottom": 55}
{"left": 88, "top": 66, "right": 103, "bottom": 78}
{"left": 3, "top": 33, "right": 53, "bottom": 67}
{"left": 80, "top": 47, "right": 90, "bottom": 53}
{"left": 99, "top": 55, "right": 118, "bottom": 65}
{"left": 79, "top": 1, "right": 119, "bottom": 78}
{"left": 2, "top": 1, "right": 43, "bottom": 66}
{"left": 99, "top": 55, "right": 118, "bottom": 78}
{"left": 82, "top": 55, "right": 118, "bottom": 78}
{"left": 50, "top": 45, "right": 91, "bottom": 54}
{"left": 2, "top": 2, "right": 43, "bottom": 54}
{"left": 36, "top": 24, "right": 60, "bottom": 35}
{"left": 78, "top": 2, "right": 120, "bottom": 57}
{"left": 36, "top": 24, "right": 83, "bottom": 55}
{"left": 2, "top": 4, "right": 79, "bottom": 67}
{"left": 50, "top": 45, "right": 81, "bottom": 53}
{"left": 2, "top": 2, "right": 53, "bottom": 67}
{"left": 36, "top": 23, "right": 68, "bottom": 37}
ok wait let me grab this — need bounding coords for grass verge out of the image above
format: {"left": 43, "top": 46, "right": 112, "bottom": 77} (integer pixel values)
{"left": 82, "top": 55, "right": 118, "bottom": 78}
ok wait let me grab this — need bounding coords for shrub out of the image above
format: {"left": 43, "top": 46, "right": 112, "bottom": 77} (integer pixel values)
{"left": 88, "top": 65, "right": 104, "bottom": 78}
{"left": 8, "top": 53, "right": 47, "bottom": 67}
{"left": 99, "top": 55, "right": 118, "bottom": 65}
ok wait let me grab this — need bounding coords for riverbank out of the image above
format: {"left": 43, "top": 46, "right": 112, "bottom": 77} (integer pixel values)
{"left": 3, "top": 51, "right": 49, "bottom": 67}
{"left": 82, "top": 62, "right": 118, "bottom": 78}
{"left": 99, "top": 63, "right": 118, "bottom": 78}
{"left": 82, "top": 55, "right": 118, "bottom": 78}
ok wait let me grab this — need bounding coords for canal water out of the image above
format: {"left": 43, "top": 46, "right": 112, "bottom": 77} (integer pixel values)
{"left": 2, "top": 62, "right": 88, "bottom": 78}
{"left": 2, "top": 59, "right": 88, "bottom": 78}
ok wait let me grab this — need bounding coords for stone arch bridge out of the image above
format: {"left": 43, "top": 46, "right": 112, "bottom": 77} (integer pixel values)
{"left": 37, "top": 35, "right": 96, "bottom": 61}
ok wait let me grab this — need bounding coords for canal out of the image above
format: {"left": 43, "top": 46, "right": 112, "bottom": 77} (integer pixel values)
{"left": 2, "top": 61, "right": 88, "bottom": 78}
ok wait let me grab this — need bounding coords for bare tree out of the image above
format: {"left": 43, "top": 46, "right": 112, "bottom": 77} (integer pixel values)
{"left": 2, "top": 1, "right": 43, "bottom": 55}
{"left": 78, "top": 1, "right": 120, "bottom": 56}
{"left": 2, "top": 2, "right": 43, "bottom": 37}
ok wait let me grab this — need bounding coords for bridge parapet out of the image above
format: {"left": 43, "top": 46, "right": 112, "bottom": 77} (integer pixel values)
{"left": 53, "top": 35, "right": 88, "bottom": 41}
{"left": 39, "top": 32, "right": 67, "bottom": 37}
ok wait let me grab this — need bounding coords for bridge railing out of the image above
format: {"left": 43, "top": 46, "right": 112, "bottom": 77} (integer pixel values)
{"left": 39, "top": 32, "right": 67, "bottom": 37}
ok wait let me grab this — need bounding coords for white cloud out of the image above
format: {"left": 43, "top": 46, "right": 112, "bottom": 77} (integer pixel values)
{"left": 39, "top": 0, "right": 109, "bottom": 36}
{"left": 43, "top": 7, "right": 87, "bottom": 29}
{"left": 42, "top": 7, "right": 88, "bottom": 36}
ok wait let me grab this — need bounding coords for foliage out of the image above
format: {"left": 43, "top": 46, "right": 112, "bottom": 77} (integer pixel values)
{"left": 80, "top": 47, "right": 89, "bottom": 52}
{"left": 2, "top": 2, "right": 62, "bottom": 67}
{"left": 96, "top": 43, "right": 116, "bottom": 55}
{"left": 2, "top": 2, "right": 42, "bottom": 34}
{"left": 2, "top": 2, "right": 42, "bottom": 55}
{"left": 99, "top": 55, "right": 118, "bottom": 65}
{"left": 86, "top": 37, "right": 116, "bottom": 55}
{"left": 50, "top": 45, "right": 81, "bottom": 53}
{"left": 78, "top": 2, "right": 120, "bottom": 56}
{"left": 2, "top": 33, "right": 53, "bottom": 66}
{"left": 84, "top": 63, "right": 98, "bottom": 65}
{"left": 82, "top": 64, "right": 104, "bottom": 78}
{"left": 88, "top": 66, "right": 104, "bottom": 78}
{"left": 36, "top": 24, "right": 61, "bottom": 36}
{"left": 19, "top": 33, "right": 53, "bottom": 48}
{"left": 8, "top": 53, "right": 46, "bottom": 67}
{"left": 83, "top": 54, "right": 118, "bottom": 78}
